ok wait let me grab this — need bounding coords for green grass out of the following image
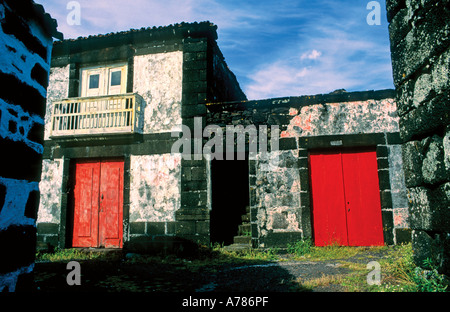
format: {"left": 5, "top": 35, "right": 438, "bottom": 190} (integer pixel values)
{"left": 36, "top": 242, "right": 448, "bottom": 292}
{"left": 286, "top": 239, "right": 448, "bottom": 292}
{"left": 286, "top": 238, "right": 385, "bottom": 261}
{"left": 375, "top": 244, "right": 448, "bottom": 292}
{"left": 36, "top": 248, "right": 111, "bottom": 262}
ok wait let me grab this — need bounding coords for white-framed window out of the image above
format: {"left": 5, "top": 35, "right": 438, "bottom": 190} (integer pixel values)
{"left": 80, "top": 63, "right": 127, "bottom": 97}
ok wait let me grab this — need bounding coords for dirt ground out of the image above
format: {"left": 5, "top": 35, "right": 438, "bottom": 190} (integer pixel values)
{"left": 33, "top": 247, "right": 390, "bottom": 293}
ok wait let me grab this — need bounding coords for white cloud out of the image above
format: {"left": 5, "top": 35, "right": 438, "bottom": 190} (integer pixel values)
{"left": 38, "top": 0, "right": 199, "bottom": 39}
{"left": 36, "top": 0, "right": 394, "bottom": 101}
{"left": 301, "top": 49, "right": 322, "bottom": 60}
{"left": 243, "top": 1, "right": 394, "bottom": 100}
{"left": 244, "top": 58, "right": 361, "bottom": 100}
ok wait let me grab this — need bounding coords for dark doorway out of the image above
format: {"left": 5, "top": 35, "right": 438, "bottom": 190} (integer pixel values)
{"left": 210, "top": 155, "right": 249, "bottom": 246}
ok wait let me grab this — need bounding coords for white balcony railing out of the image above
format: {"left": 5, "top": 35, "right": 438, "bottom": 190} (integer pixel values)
{"left": 50, "top": 93, "right": 142, "bottom": 137}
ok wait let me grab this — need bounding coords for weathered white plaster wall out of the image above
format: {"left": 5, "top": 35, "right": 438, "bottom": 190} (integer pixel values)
{"left": 388, "top": 145, "right": 410, "bottom": 231}
{"left": 44, "top": 65, "right": 70, "bottom": 140}
{"left": 37, "top": 158, "right": 64, "bottom": 224}
{"left": 129, "top": 153, "right": 181, "bottom": 222}
{"left": 281, "top": 99, "right": 399, "bottom": 138}
{"left": 133, "top": 51, "right": 183, "bottom": 134}
{"left": 254, "top": 150, "right": 302, "bottom": 239}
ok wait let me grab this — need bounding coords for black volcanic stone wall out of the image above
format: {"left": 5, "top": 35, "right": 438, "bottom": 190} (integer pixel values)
{"left": 0, "top": 0, "right": 58, "bottom": 291}
{"left": 386, "top": 0, "right": 450, "bottom": 274}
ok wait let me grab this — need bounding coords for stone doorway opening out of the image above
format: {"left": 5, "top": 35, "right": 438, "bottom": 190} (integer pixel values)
{"left": 210, "top": 154, "right": 249, "bottom": 246}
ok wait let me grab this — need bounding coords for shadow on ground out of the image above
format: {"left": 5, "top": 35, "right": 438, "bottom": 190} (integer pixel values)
{"left": 33, "top": 247, "right": 390, "bottom": 293}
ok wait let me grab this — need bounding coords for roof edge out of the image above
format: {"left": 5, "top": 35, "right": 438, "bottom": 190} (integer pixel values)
{"left": 206, "top": 89, "right": 397, "bottom": 111}
{"left": 53, "top": 21, "right": 218, "bottom": 52}
{"left": 3, "top": 0, "right": 63, "bottom": 40}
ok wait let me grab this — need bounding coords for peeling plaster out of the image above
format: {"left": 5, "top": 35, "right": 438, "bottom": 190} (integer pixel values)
{"left": 44, "top": 65, "right": 70, "bottom": 140}
{"left": 281, "top": 99, "right": 399, "bottom": 138}
{"left": 388, "top": 144, "right": 410, "bottom": 229}
{"left": 254, "top": 150, "right": 302, "bottom": 236}
{"left": 37, "top": 159, "right": 63, "bottom": 224}
{"left": 133, "top": 51, "right": 183, "bottom": 134}
{"left": 129, "top": 153, "right": 181, "bottom": 222}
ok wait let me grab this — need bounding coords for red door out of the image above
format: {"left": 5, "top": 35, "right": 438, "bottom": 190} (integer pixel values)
{"left": 73, "top": 160, "right": 124, "bottom": 248}
{"left": 309, "top": 149, "right": 384, "bottom": 246}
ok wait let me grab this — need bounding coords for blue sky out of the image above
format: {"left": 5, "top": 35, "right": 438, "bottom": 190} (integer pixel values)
{"left": 37, "top": 0, "right": 394, "bottom": 100}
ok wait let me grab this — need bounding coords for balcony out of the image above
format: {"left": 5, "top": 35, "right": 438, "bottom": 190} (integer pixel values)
{"left": 50, "top": 93, "right": 143, "bottom": 138}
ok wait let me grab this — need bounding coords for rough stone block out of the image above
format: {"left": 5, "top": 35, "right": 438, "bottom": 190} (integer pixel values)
{"left": 36, "top": 222, "right": 59, "bottom": 234}
{"left": 408, "top": 183, "right": 450, "bottom": 231}
{"left": 388, "top": 7, "right": 410, "bottom": 46}
{"left": 147, "top": 222, "right": 166, "bottom": 235}
{"left": 390, "top": 2, "right": 450, "bottom": 86}
{"left": 175, "top": 221, "right": 196, "bottom": 235}
{"left": 445, "top": 126, "right": 450, "bottom": 177}
{"left": 395, "top": 228, "right": 412, "bottom": 244}
{"left": 196, "top": 221, "right": 210, "bottom": 235}
{"left": 382, "top": 210, "right": 395, "bottom": 245}
{"left": 421, "top": 135, "right": 446, "bottom": 185}
{"left": 386, "top": 0, "right": 406, "bottom": 22}
{"left": 409, "top": 48, "right": 450, "bottom": 108}
{"left": 129, "top": 222, "right": 145, "bottom": 234}
{"left": 402, "top": 140, "right": 424, "bottom": 187}
{"left": 181, "top": 190, "right": 207, "bottom": 207}
{"left": 183, "top": 39, "right": 207, "bottom": 53}
{"left": 400, "top": 90, "right": 450, "bottom": 141}
{"left": 412, "top": 229, "right": 450, "bottom": 274}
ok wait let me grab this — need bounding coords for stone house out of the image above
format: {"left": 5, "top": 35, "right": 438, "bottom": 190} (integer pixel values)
{"left": 36, "top": 21, "right": 411, "bottom": 254}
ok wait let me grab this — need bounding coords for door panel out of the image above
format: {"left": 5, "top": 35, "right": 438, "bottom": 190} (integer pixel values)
{"left": 73, "top": 162, "right": 100, "bottom": 247}
{"left": 99, "top": 161, "right": 124, "bottom": 248}
{"left": 310, "top": 149, "right": 384, "bottom": 247}
{"left": 72, "top": 159, "right": 124, "bottom": 248}
{"left": 310, "top": 152, "right": 348, "bottom": 246}
{"left": 341, "top": 151, "right": 384, "bottom": 246}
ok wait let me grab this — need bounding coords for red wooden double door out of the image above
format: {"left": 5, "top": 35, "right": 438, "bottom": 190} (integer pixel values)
{"left": 72, "top": 159, "right": 124, "bottom": 248}
{"left": 309, "top": 149, "right": 384, "bottom": 246}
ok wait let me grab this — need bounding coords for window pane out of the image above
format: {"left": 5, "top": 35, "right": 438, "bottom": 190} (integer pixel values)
{"left": 89, "top": 74, "right": 99, "bottom": 89}
{"left": 110, "top": 71, "right": 121, "bottom": 86}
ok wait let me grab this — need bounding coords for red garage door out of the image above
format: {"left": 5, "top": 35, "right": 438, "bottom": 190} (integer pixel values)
{"left": 309, "top": 149, "right": 384, "bottom": 246}
{"left": 72, "top": 159, "right": 124, "bottom": 248}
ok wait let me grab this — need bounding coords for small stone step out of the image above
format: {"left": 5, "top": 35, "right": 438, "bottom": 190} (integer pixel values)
{"left": 222, "top": 243, "right": 252, "bottom": 252}
{"left": 241, "top": 213, "right": 250, "bottom": 223}
{"left": 233, "top": 235, "right": 252, "bottom": 244}
{"left": 238, "top": 223, "right": 251, "bottom": 236}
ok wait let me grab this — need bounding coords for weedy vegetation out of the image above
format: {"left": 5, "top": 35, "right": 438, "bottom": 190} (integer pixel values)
{"left": 36, "top": 241, "right": 448, "bottom": 292}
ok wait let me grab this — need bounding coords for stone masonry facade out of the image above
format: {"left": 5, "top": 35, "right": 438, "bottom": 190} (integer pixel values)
{"left": 386, "top": 0, "right": 450, "bottom": 274}
{"left": 36, "top": 20, "right": 413, "bottom": 256}
{"left": 207, "top": 90, "right": 410, "bottom": 248}
{"left": 36, "top": 22, "right": 247, "bottom": 254}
